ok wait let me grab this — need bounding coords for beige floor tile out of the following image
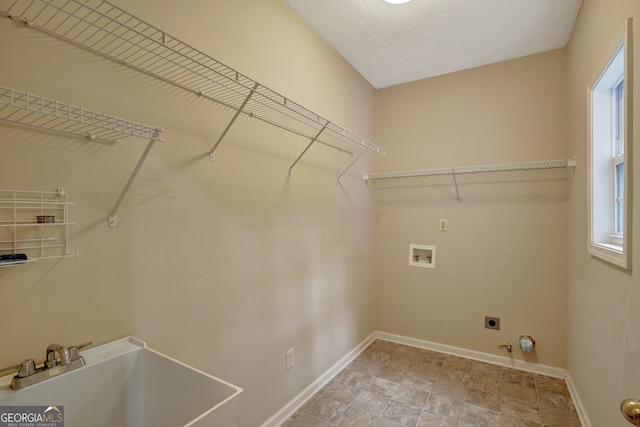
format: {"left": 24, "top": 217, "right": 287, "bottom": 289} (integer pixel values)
{"left": 365, "top": 376, "right": 401, "bottom": 397}
{"left": 460, "top": 403, "right": 500, "bottom": 426}
{"left": 538, "top": 390, "right": 576, "bottom": 413}
{"left": 369, "top": 340, "right": 399, "bottom": 354}
{"left": 348, "top": 359, "right": 384, "bottom": 376}
{"left": 409, "top": 360, "right": 442, "bottom": 380}
{"left": 432, "top": 380, "right": 467, "bottom": 400}
{"left": 357, "top": 348, "right": 393, "bottom": 365}
{"left": 503, "top": 368, "right": 536, "bottom": 388}
{"left": 303, "top": 396, "right": 349, "bottom": 424}
{"left": 415, "top": 350, "right": 446, "bottom": 366}
{"left": 534, "top": 375, "right": 570, "bottom": 397}
{"left": 387, "top": 354, "right": 414, "bottom": 370}
{"left": 469, "top": 372, "right": 502, "bottom": 394}
{"left": 438, "top": 366, "right": 471, "bottom": 386}
{"left": 391, "top": 382, "right": 430, "bottom": 408}
{"left": 400, "top": 374, "right": 435, "bottom": 392}
{"left": 471, "top": 361, "right": 503, "bottom": 379}
{"left": 376, "top": 365, "right": 408, "bottom": 383}
{"left": 282, "top": 340, "right": 581, "bottom": 427}
{"left": 350, "top": 389, "right": 391, "bottom": 417}
{"left": 334, "top": 407, "right": 378, "bottom": 427}
{"left": 416, "top": 411, "right": 459, "bottom": 426}
{"left": 382, "top": 400, "right": 423, "bottom": 426}
{"left": 286, "top": 413, "right": 332, "bottom": 427}
{"left": 335, "top": 368, "right": 374, "bottom": 389}
{"left": 502, "top": 382, "right": 538, "bottom": 404}
{"left": 321, "top": 382, "right": 360, "bottom": 404}
{"left": 500, "top": 413, "right": 542, "bottom": 427}
{"left": 501, "top": 398, "right": 542, "bottom": 425}
{"left": 424, "top": 394, "right": 464, "bottom": 419}
{"left": 375, "top": 417, "right": 405, "bottom": 427}
{"left": 443, "top": 355, "right": 473, "bottom": 372}
{"left": 540, "top": 406, "right": 582, "bottom": 427}
{"left": 465, "top": 388, "right": 501, "bottom": 412}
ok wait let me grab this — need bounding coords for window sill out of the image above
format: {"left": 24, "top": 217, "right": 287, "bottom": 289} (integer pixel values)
{"left": 589, "top": 242, "right": 629, "bottom": 269}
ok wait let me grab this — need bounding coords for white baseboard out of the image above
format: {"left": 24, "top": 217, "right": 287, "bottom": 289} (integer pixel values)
{"left": 262, "top": 330, "right": 577, "bottom": 426}
{"left": 565, "top": 370, "right": 592, "bottom": 427}
{"left": 374, "top": 331, "right": 567, "bottom": 379}
{"left": 259, "top": 332, "right": 377, "bottom": 427}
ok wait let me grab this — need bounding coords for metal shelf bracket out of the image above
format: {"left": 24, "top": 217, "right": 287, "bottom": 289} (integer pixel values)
{"left": 209, "top": 82, "right": 260, "bottom": 161}
{"left": 0, "top": 0, "right": 385, "bottom": 178}
{"left": 289, "top": 124, "right": 327, "bottom": 176}
{"left": 108, "top": 128, "right": 162, "bottom": 228}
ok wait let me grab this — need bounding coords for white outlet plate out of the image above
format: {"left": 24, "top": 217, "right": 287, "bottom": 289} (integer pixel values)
{"left": 439, "top": 218, "right": 448, "bottom": 231}
{"left": 286, "top": 348, "right": 294, "bottom": 369}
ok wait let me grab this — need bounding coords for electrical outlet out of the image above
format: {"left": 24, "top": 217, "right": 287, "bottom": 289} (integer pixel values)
{"left": 286, "top": 348, "right": 295, "bottom": 369}
{"left": 485, "top": 316, "right": 500, "bottom": 330}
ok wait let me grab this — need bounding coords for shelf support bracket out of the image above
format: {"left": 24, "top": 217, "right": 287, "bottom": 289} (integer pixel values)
{"left": 337, "top": 148, "right": 368, "bottom": 184}
{"left": 209, "top": 82, "right": 260, "bottom": 161}
{"left": 108, "top": 129, "right": 162, "bottom": 228}
{"left": 451, "top": 168, "right": 461, "bottom": 202}
{"left": 289, "top": 124, "right": 327, "bottom": 176}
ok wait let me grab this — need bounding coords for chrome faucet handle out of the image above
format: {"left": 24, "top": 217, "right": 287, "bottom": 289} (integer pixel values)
{"left": 17, "top": 360, "right": 36, "bottom": 378}
{"left": 68, "top": 342, "right": 92, "bottom": 361}
{"left": 0, "top": 359, "right": 36, "bottom": 378}
{"left": 46, "top": 344, "right": 70, "bottom": 367}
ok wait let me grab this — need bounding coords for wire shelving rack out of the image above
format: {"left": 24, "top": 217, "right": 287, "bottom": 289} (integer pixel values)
{"left": 0, "top": 85, "right": 164, "bottom": 227}
{"left": 364, "top": 159, "right": 576, "bottom": 201}
{"left": 0, "top": 0, "right": 385, "bottom": 181}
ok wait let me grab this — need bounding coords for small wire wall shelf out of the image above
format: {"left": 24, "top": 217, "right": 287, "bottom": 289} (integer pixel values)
{"left": 0, "top": 0, "right": 385, "bottom": 180}
{"left": 0, "top": 86, "right": 162, "bottom": 143}
{"left": 0, "top": 188, "right": 76, "bottom": 266}
{"left": 0, "top": 85, "right": 164, "bottom": 227}
{"left": 364, "top": 159, "right": 576, "bottom": 201}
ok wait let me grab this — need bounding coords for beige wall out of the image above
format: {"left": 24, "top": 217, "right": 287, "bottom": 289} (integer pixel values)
{"left": 0, "top": 1, "right": 376, "bottom": 425}
{"left": 374, "top": 50, "right": 569, "bottom": 369}
{"left": 5, "top": 0, "right": 640, "bottom": 425}
{"left": 566, "top": 0, "right": 640, "bottom": 425}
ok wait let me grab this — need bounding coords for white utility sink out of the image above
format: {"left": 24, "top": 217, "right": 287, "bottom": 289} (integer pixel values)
{"left": 0, "top": 337, "right": 243, "bottom": 427}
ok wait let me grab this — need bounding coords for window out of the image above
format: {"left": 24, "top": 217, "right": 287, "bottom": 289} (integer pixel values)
{"left": 588, "top": 18, "right": 633, "bottom": 269}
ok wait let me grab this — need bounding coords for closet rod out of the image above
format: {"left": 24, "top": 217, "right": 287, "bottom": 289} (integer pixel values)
{"left": 363, "top": 159, "right": 576, "bottom": 181}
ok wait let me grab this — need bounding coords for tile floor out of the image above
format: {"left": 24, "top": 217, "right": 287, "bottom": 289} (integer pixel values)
{"left": 281, "top": 340, "right": 581, "bottom": 427}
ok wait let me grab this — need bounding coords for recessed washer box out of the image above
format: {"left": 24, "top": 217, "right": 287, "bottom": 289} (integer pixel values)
{"left": 409, "top": 244, "right": 436, "bottom": 268}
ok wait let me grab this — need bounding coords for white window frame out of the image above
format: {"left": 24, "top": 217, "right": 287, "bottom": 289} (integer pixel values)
{"left": 588, "top": 18, "right": 633, "bottom": 269}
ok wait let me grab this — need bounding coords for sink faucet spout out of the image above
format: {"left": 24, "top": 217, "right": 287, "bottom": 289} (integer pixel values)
{"left": 46, "top": 344, "right": 70, "bottom": 368}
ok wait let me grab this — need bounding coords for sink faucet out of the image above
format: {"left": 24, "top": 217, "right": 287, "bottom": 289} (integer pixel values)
{"left": 0, "top": 341, "right": 91, "bottom": 389}
{"left": 45, "top": 344, "right": 71, "bottom": 368}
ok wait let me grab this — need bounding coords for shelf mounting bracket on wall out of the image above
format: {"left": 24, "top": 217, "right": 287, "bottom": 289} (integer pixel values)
{"left": 451, "top": 169, "right": 460, "bottom": 202}
{"left": 0, "top": 86, "right": 164, "bottom": 228}
{"left": 209, "top": 82, "right": 260, "bottom": 161}
{"left": 108, "top": 128, "right": 162, "bottom": 228}
{"left": 337, "top": 148, "right": 368, "bottom": 184}
{"left": 364, "top": 158, "right": 577, "bottom": 201}
{"left": 0, "top": 0, "right": 385, "bottom": 180}
{"left": 289, "top": 124, "right": 327, "bottom": 176}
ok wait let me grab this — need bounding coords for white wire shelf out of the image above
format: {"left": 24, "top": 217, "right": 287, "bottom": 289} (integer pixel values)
{"left": 363, "top": 159, "right": 576, "bottom": 181}
{"left": 0, "top": 0, "right": 385, "bottom": 178}
{"left": 0, "top": 85, "right": 163, "bottom": 227}
{"left": 364, "top": 159, "right": 576, "bottom": 201}
{"left": 0, "top": 86, "right": 163, "bottom": 144}
{"left": 0, "top": 188, "right": 78, "bottom": 265}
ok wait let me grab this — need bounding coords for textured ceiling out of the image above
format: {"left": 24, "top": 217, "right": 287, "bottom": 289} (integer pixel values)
{"left": 282, "top": 0, "right": 583, "bottom": 88}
